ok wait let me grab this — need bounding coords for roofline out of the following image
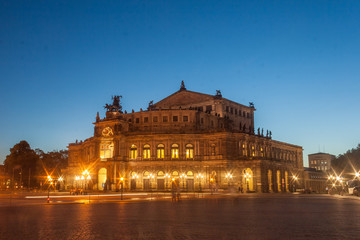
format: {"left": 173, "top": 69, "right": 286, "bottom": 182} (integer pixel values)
{"left": 153, "top": 89, "right": 254, "bottom": 110}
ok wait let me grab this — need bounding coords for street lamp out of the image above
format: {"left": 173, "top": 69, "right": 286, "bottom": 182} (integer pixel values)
{"left": 120, "top": 177, "right": 124, "bottom": 200}
{"left": 196, "top": 173, "right": 204, "bottom": 193}
{"left": 149, "top": 173, "right": 154, "bottom": 192}
{"left": 47, "top": 175, "right": 53, "bottom": 203}
{"left": 165, "top": 173, "right": 170, "bottom": 191}
{"left": 245, "top": 173, "right": 252, "bottom": 192}
{"left": 210, "top": 177, "right": 214, "bottom": 194}
{"left": 81, "top": 170, "right": 91, "bottom": 192}
{"left": 225, "top": 173, "right": 233, "bottom": 190}
{"left": 292, "top": 175, "right": 298, "bottom": 192}
{"left": 180, "top": 173, "right": 187, "bottom": 191}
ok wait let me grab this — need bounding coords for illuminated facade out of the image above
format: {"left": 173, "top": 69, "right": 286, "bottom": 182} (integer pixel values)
{"left": 308, "top": 152, "right": 335, "bottom": 171}
{"left": 66, "top": 82, "right": 303, "bottom": 193}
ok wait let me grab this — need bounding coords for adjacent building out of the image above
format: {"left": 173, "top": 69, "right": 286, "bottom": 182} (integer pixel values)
{"left": 308, "top": 152, "right": 335, "bottom": 171}
{"left": 66, "top": 82, "right": 303, "bottom": 193}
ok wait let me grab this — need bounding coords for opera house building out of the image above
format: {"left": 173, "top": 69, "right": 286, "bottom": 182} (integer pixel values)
{"left": 66, "top": 82, "right": 303, "bottom": 193}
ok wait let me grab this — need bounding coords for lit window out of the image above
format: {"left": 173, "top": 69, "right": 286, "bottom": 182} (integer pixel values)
{"left": 242, "top": 144, "right": 247, "bottom": 156}
{"left": 100, "top": 142, "right": 114, "bottom": 159}
{"left": 143, "top": 144, "right": 150, "bottom": 159}
{"left": 130, "top": 145, "right": 137, "bottom": 159}
{"left": 157, "top": 144, "right": 165, "bottom": 159}
{"left": 185, "top": 144, "right": 194, "bottom": 159}
{"left": 171, "top": 144, "right": 179, "bottom": 159}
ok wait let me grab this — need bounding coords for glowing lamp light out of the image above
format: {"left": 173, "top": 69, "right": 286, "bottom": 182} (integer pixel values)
{"left": 356, "top": 172, "right": 360, "bottom": 177}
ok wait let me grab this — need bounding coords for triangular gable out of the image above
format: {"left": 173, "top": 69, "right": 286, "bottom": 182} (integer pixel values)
{"left": 153, "top": 90, "right": 216, "bottom": 108}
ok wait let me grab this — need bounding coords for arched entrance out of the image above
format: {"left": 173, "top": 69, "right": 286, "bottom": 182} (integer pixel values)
{"left": 98, "top": 168, "right": 107, "bottom": 191}
{"left": 130, "top": 172, "right": 138, "bottom": 190}
{"left": 157, "top": 171, "right": 165, "bottom": 190}
{"left": 143, "top": 171, "right": 150, "bottom": 191}
{"left": 285, "top": 171, "right": 289, "bottom": 192}
{"left": 268, "top": 170, "right": 273, "bottom": 192}
{"left": 186, "top": 171, "right": 194, "bottom": 191}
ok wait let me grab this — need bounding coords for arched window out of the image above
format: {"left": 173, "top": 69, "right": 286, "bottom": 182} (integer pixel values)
{"left": 130, "top": 145, "right": 137, "bottom": 160}
{"left": 172, "top": 171, "right": 179, "bottom": 176}
{"left": 157, "top": 144, "right": 165, "bottom": 159}
{"left": 185, "top": 144, "right": 194, "bottom": 159}
{"left": 171, "top": 144, "right": 179, "bottom": 159}
{"left": 143, "top": 144, "right": 150, "bottom": 159}
{"left": 100, "top": 142, "right": 114, "bottom": 159}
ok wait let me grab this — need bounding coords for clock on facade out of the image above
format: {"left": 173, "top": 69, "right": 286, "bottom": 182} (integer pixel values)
{"left": 102, "top": 127, "right": 114, "bottom": 137}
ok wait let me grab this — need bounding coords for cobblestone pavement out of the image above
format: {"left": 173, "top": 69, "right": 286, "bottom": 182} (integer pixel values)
{"left": 1, "top": 194, "right": 360, "bottom": 240}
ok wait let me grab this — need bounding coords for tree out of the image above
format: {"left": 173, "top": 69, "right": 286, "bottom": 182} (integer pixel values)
{"left": 332, "top": 144, "right": 360, "bottom": 174}
{"left": 4, "top": 141, "right": 39, "bottom": 188}
{"left": 36, "top": 150, "right": 68, "bottom": 180}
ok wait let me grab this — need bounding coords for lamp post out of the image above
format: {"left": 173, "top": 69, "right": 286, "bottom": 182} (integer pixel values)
{"left": 225, "top": 173, "right": 233, "bottom": 190}
{"left": 82, "top": 170, "right": 91, "bottom": 192}
{"left": 58, "top": 176, "right": 63, "bottom": 191}
{"left": 292, "top": 175, "right": 298, "bottom": 192}
{"left": 47, "top": 175, "right": 53, "bottom": 203}
{"left": 244, "top": 173, "right": 251, "bottom": 192}
{"left": 180, "top": 173, "right": 187, "bottom": 191}
{"left": 196, "top": 173, "right": 204, "bottom": 196}
{"left": 165, "top": 173, "right": 170, "bottom": 191}
{"left": 120, "top": 177, "right": 124, "bottom": 200}
{"left": 210, "top": 177, "right": 214, "bottom": 195}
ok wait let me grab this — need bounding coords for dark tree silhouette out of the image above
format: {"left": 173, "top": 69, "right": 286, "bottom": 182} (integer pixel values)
{"left": 4, "top": 141, "right": 39, "bottom": 188}
{"left": 332, "top": 144, "right": 360, "bottom": 174}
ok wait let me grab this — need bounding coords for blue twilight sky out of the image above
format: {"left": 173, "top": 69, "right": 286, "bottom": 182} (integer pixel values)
{"left": 1, "top": 1, "right": 360, "bottom": 166}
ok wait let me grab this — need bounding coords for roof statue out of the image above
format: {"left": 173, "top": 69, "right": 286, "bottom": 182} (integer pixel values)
{"left": 148, "top": 100, "right": 154, "bottom": 110}
{"left": 249, "top": 102, "right": 255, "bottom": 108}
{"left": 215, "top": 90, "right": 222, "bottom": 98}
{"left": 180, "top": 80, "right": 186, "bottom": 91}
{"left": 104, "top": 95, "right": 122, "bottom": 112}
